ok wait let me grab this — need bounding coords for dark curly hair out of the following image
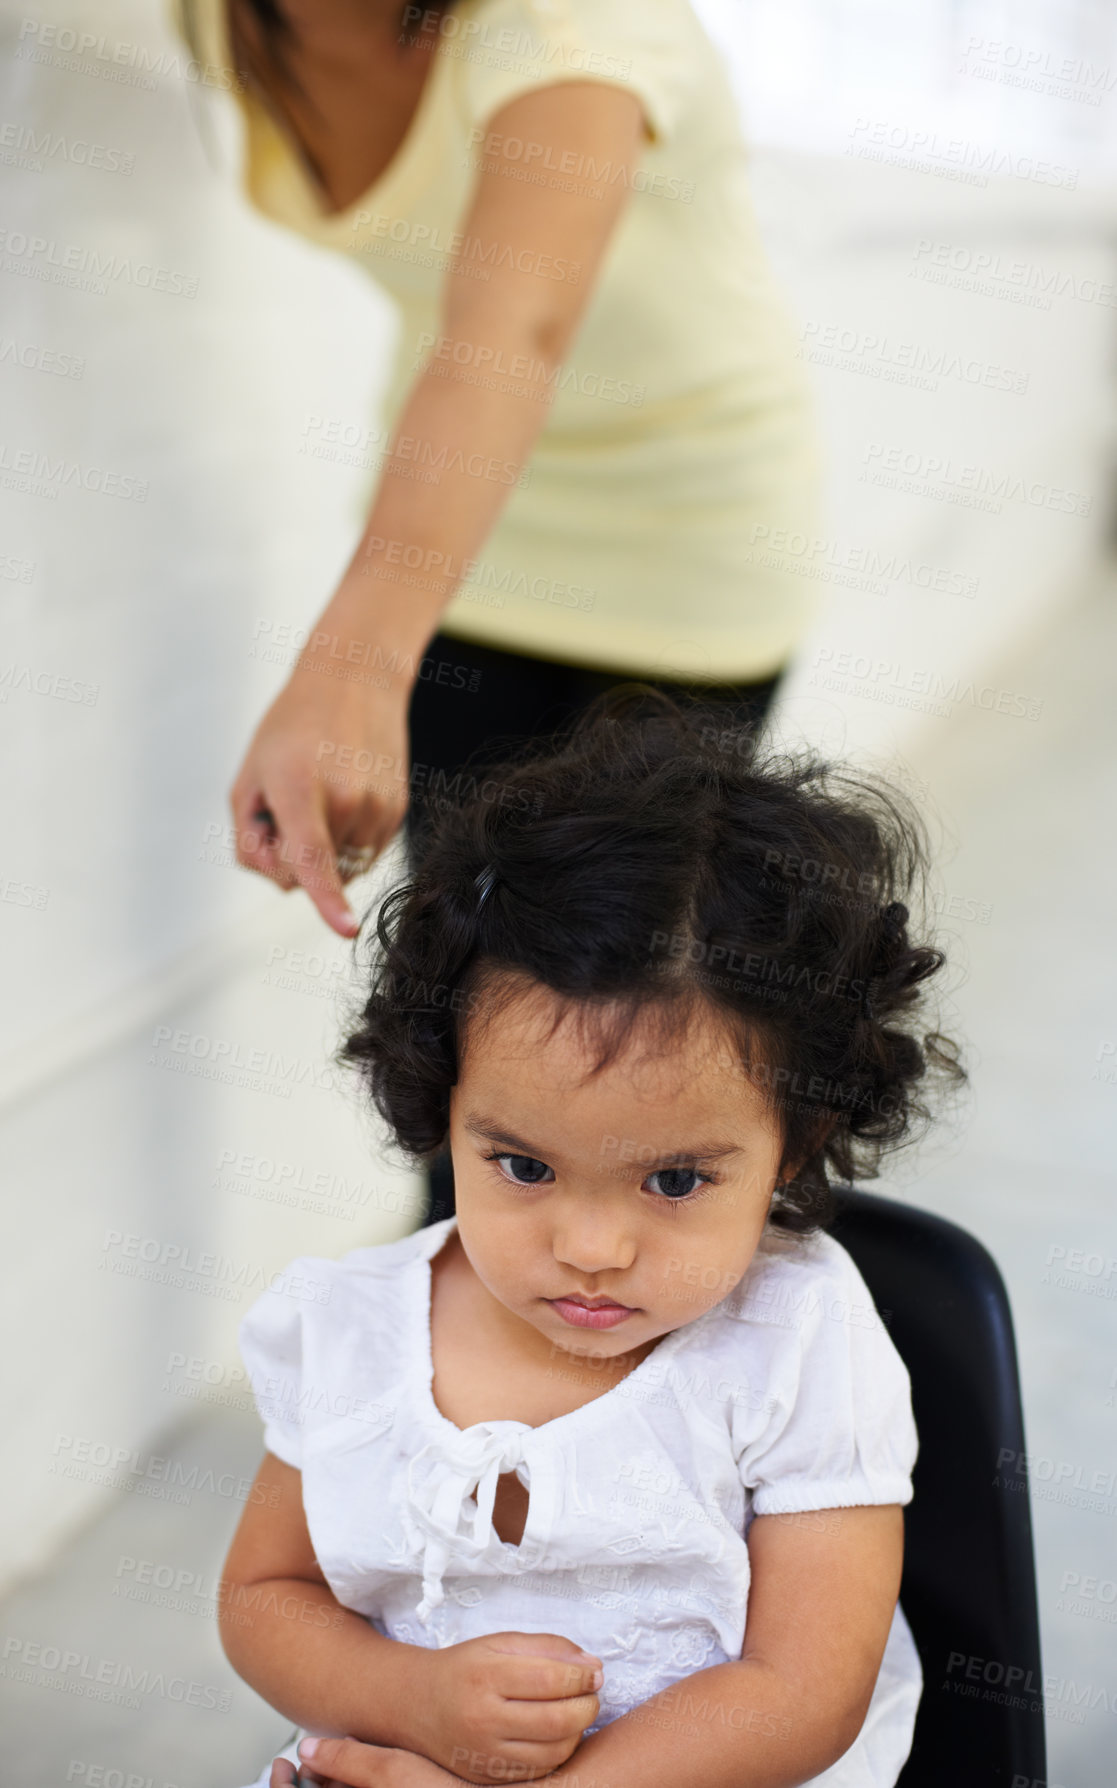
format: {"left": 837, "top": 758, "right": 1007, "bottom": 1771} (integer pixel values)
{"left": 340, "top": 686, "right": 964, "bottom": 1234}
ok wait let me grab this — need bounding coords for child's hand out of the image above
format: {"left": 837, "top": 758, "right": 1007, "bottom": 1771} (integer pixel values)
{"left": 417, "top": 1630, "right": 602, "bottom": 1782}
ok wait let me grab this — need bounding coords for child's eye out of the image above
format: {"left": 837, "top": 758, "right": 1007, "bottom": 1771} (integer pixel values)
{"left": 486, "top": 1151, "right": 554, "bottom": 1186}
{"left": 645, "top": 1167, "right": 712, "bottom": 1202}
{"left": 482, "top": 1150, "right": 714, "bottom": 1203}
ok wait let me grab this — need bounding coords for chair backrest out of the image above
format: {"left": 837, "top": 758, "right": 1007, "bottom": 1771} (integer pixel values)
{"left": 829, "top": 1188, "right": 1047, "bottom": 1788}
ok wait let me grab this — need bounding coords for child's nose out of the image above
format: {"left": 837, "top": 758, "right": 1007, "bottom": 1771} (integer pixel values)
{"left": 551, "top": 1214, "right": 638, "bottom": 1278}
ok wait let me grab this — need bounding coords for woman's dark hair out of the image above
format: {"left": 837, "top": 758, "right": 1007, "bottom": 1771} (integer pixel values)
{"left": 219, "top": 0, "right": 459, "bottom": 114}
{"left": 340, "top": 686, "right": 965, "bottom": 1234}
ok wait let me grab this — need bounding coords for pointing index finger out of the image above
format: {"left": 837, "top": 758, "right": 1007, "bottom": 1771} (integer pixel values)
{"left": 267, "top": 788, "right": 360, "bottom": 938}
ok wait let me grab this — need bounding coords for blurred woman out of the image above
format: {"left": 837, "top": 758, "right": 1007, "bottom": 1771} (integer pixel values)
{"left": 175, "top": 0, "right": 821, "bottom": 938}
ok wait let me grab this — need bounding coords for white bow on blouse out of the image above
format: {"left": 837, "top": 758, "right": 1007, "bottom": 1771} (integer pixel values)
{"left": 406, "top": 1421, "right": 534, "bottom": 1623}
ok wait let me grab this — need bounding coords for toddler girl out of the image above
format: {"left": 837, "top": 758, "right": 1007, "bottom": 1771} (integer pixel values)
{"left": 224, "top": 688, "right": 962, "bottom": 1788}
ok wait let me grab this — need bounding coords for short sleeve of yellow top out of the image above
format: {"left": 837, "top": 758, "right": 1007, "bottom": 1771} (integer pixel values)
{"left": 173, "top": 0, "right": 822, "bottom": 682}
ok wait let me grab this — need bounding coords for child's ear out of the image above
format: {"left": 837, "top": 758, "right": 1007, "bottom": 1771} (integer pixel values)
{"left": 773, "top": 1156, "right": 803, "bottom": 1192}
{"left": 777, "top": 1117, "right": 838, "bottom": 1188}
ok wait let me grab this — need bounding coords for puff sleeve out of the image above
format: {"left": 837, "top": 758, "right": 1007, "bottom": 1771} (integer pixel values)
{"left": 731, "top": 1234, "right": 918, "bottom": 1515}
{"left": 460, "top": 0, "right": 696, "bottom": 145}
{"left": 238, "top": 1262, "right": 322, "bottom": 1471}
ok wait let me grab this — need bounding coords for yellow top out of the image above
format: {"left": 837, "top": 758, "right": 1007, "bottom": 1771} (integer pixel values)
{"left": 175, "top": 0, "right": 821, "bottom": 680}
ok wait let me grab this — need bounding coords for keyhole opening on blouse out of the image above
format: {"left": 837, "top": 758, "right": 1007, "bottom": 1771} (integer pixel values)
{"left": 470, "top": 1471, "right": 529, "bottom": 1547}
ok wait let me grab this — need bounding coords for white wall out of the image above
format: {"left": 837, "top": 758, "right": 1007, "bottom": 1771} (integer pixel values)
{"left": 753, "top": 147, "right": 1117, "bottom": 765}
{"left": 699, "top": 0, "right": 1117, "bottom": 765}
{"left": 0, "top": 0, "right": 420, "bottom": 1591}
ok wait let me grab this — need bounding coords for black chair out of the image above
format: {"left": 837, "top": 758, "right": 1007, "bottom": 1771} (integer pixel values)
{"left": 830, "top": 1187, "right": 1047, "bottom": 1787}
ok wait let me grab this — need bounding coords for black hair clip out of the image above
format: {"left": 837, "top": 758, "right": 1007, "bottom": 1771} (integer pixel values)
{"left": 475, "top": 865, "right": 497, "bottom": 911}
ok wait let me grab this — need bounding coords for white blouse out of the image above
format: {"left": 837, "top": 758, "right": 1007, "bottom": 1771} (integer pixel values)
{"left": 239, "top": 1215, "right": 923, "bottom": 1785}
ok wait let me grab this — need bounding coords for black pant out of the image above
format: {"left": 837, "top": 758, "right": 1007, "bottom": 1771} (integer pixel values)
{"left": 404, "top": 630, "right": 783, "bottom": 1227}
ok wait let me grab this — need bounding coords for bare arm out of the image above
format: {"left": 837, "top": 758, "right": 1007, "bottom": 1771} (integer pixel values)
{"left": 341, "top": 79, "right": 648, "bottom": 659}
{"left": 230, "top": 81, "right": 647, "bottom": 934}
{"left": 219, "top": 1452, "right": 430, "bottom": 1744}
{"left": 539, "top": 1504, "right": 907, "bottom": 1788}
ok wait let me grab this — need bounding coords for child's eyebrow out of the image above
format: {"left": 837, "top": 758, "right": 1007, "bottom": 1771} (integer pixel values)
{"left": 463, "top": 1113, "right": 745, "bottom": 1168}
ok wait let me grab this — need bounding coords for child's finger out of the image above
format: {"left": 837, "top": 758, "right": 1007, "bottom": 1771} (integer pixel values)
{"left": 487, "top": 1630, "right": 601, "bottom": 1659}
{"left": 268, "top": 1759, "right": 298, "bottom": 1787}
{"left": 496, "top": 1651, "right": 604, "bottom": 1702}
{"left": 295, "top": 1737, "right": 396, "bottom": 1784}
{"left": 500, "top": 1687, "right": 600, "bottom": 1741}
{"left": 487, "top": 1631, "right": 602, "bottom": 1675}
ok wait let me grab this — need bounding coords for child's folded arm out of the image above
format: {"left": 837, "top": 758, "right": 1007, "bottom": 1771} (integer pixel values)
{"left": 538, "top": 1502, "right": 906, "bottom": 1788}
{"left": 218, "top": 1451, "right": 433, "bottom": 1747}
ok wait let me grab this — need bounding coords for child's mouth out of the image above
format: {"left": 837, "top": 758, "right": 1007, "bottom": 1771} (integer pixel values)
{"left": 546, "top": 1296, "right": 635, "bottom": 1329}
